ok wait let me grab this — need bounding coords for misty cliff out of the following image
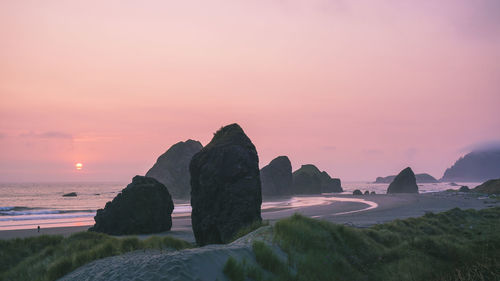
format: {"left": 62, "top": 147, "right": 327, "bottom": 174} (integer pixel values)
{"left": 441, "top": 149, "right": 500, "bottom": 182}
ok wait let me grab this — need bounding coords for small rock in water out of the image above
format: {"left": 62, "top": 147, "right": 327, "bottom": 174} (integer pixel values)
{"left": 353, "top": 189, "right": 362, "bottom": 195}
{"left": 63, "top": 192, "right": 77, "bottom": 197}
{"left": 364, "top": 190, "right": 370, "bottom": 195}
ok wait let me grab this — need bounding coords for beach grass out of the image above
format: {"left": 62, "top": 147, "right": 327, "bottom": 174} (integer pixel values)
{"left": 225, "top": 207, "right": 500, "bottom": 281}
{"left": 0, "top": 231, "right": 193, "bottom": 281}
{"left": 230, "top": 220, "right": 269, "bottom": 243}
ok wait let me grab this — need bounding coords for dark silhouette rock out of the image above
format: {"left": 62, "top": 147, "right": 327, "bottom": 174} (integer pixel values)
{"left": 375, "top": 173, "right": 438, "bottom": 183}
{"left": 190, "top": 124, "right": 262, "bottom": 246}
{"left": 291, "top": 164, "right": 342, "bottom": 194}
{"left": 370, "top": 191, "right": 376, "bottom": 195}
{"left": 260, "top": 156, "right": 292, "bottom": 197}
{"left": 449, "top": 182, "right": 459, "bottom": 186}
{"left": 353, "top": 189, "right": 362, "bottom": 195}
{"left": 387, "top": 167, "right": 419, "bottom": 194}
{"left": 62, "top": 192, "right": 77, "bottom": 197}
{"left": 89, "top": 176, "right": 174, "bottom": 235}
{"left": 146, "top": 139, "right": 203, "bottom": 199}
{"left": 473, "top": 179, "right": 500, "bottom": 194}
{"left": 364, "top": 191, "right": 370, "bottom": 195}
{"left": 441, "top": 148, "right": 500, "bottom": 182}
{"left": 458, "top": 186, "right": 470, "bottom": 192}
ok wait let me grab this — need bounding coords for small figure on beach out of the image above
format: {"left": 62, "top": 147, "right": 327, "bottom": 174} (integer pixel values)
{"left": 37, "top": 226, "right": 40, "bottom": 233}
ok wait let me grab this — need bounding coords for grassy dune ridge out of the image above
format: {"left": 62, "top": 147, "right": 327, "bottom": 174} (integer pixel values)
{"left": 226, "top": 207, "right": 500, "bottom": 281}
{"left": 0, "top": 232, "right": 192, "bottom": 281}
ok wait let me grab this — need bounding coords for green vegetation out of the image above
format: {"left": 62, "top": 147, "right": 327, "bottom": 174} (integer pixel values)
{"left": 223, "top": 257, "right": 246, "bottom": 281}
{"left": 0, "top": 231, "right": 192, "bottom": 281}
{"left": 225, "top": 207, "right": 500, "bottom": 281}
{"left": 231, "top": 220, "right": 269, "bottom": 242}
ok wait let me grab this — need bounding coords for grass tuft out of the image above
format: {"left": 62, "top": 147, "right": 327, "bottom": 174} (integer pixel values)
{"left": 0, "top": 231, "right": 193, "bottom": 281}
{"left": 230, "top": 220, "right": 269, "bottom": 242}
{"left": 223, "top": 256, "right": 245, "bottom": 281}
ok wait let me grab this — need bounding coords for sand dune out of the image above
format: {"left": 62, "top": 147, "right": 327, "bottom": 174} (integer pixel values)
{"left": 59, "top": 227, "right": 274, "bottom": 281}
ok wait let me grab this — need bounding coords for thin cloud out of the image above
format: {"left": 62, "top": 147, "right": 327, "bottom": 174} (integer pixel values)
{"left": 19, "top": 131, "right": 73, "bottom": 140}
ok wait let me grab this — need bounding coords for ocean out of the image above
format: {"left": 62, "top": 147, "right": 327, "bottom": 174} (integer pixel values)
{"left": 0, "top": 181, "right": 479, "bottom": 231}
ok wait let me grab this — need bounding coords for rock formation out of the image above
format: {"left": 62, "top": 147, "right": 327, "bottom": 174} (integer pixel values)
{"left": 441, "top": 148, "right": 500, "bottom": 182}
{"left": 146, "top": 139, "right": 203, "bottom": 199}
{"left": 353, "top": 189, "right": 362, "bottom": 195}
{"left": 190, "top": 124, "right": 262, "bottom": 246}
{"left": 89, "top": 176, "right": 174, "bottom": 235}
{"left": 364, "top": 190, "right": 369, "bottom": 195}
{"left": 291, "top": 164, "right": 343, "bottom": 194}
{"left": 386, "top": 167, "right": 419, "bottom": 194}
{"left": 260, "top": 156, "right": 293, "bottom": 197}
{"left": 473, "top": 179, "right": 500, "bottom": 194}
{"left": 62, "top": 192, "right": 77, "bottom": 197}
{"left": 375, "top": 173, "right": 438, "bottom": 184}
{"left": 458, "top": 186, "right": 470, "bottom": 192}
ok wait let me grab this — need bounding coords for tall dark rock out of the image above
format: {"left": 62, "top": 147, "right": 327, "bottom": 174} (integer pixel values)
{"left": 260, "top": 156, "right": 293, "bottom": 197}
{"left": 386, "top": 167, "right": 419, "bottom": 194}
{"left": 291, "top": 164, "right": 342, "bottom": 194}
{"left": 441, "top": 149, "right": 500, "bottom": 182}
{"left": 190, "top": 124, "right": 262, "bottom": 246}
{"left": 146, "top": 140, "right": 203, "bottom": 199}
{"left": 89, "top": 176, "right": 174, "bottom": 235}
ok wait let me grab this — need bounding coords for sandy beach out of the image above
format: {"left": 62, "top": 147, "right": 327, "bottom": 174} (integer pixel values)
{"left": 2, "top": 192, "right": 497, "bottom": 243}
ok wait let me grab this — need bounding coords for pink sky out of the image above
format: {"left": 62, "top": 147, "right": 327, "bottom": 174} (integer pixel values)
{"left": 1, "top": 0, "right": 499, "bottom": 182}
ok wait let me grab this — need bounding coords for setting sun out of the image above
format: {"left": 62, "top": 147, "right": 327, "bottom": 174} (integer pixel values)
{"left": 75, "top": 163, "right": 83, "bottom": 170}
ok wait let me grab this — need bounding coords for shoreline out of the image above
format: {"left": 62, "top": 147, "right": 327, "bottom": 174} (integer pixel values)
{"left": 1, "top": 192, "right": 498, "bottom": 241}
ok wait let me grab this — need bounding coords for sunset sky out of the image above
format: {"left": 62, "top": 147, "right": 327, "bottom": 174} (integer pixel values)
{"left": 1, "top": 0, "right": 499, "bottom": 182}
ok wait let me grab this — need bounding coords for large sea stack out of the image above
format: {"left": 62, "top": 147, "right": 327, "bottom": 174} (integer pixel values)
{"left": 291, "top": 164, "right": 343, "bottom": 194}
{"left": 260, "top": 156, "right": 293, "bottom": 197}
{"left": 386, "top": 167, "right": 419, "bottom": 194}
{"left": 190, "top": 123, "right": 262, "bottom": 246}
{"left": 441, "top": 148, "right": 500, "bottom": 182}
{"left": 146, "top": 139, "right": 203, "bottom": 199}
{"left": 89, "top": 176, "right": 174, "bottom": 235}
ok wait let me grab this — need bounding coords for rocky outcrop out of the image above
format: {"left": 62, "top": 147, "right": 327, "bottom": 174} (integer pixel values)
{"left": 260, "top": 156, "right": 293, "bottom": 197}
{"left": 441, "top": 149, "right": 500, "bottom": 182}
{"left": 375, "top": 173, "right": 438, "bottom": 183}
{"left": 458, "top": 186, "right": 470, "bottom": 192}
{"left": 190, "top": 124, "right": 262, "bottom": 246}
{"left": 386, "top": 167, "right": 419, "bottom": 194}
{"left": 62, "top": 192, "right": 77, "bottom": 197}
{"left": 291, "top": 164, "right": 342, "bottom": 194}
{"left": 146, "top": 140, "right": 203, "bottom": 199}
{"left": 364, "top": 191, "right": 369, "bottom": 195}
{"left": 353, "top": 189, "right": 362, "bottom": 195}
{"left": 89, "top": 176, "right": 174, "bottom": 235}
{"left": 473, "top": 179, "right": 500, "bottom": 194}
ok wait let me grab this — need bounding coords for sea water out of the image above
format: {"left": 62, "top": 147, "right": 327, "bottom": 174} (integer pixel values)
{"left": 0, "top": 181, "right": 479, "bottom": 231}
